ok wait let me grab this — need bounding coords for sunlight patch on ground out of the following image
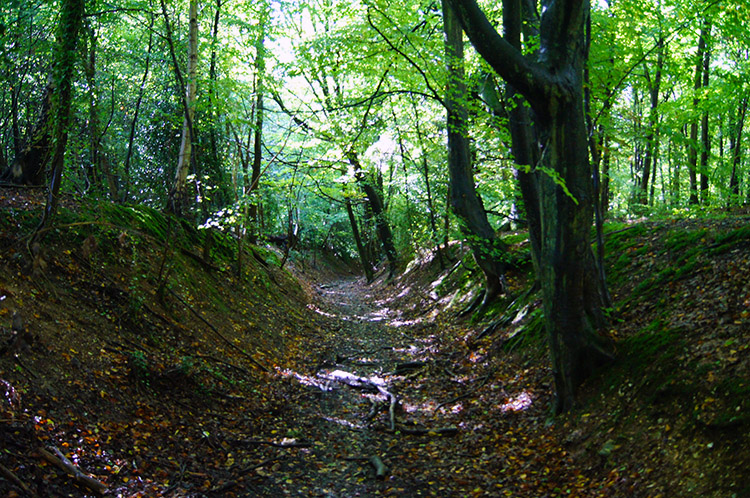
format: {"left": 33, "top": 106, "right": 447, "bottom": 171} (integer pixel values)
{"left": 306, "top": 303, "right": 337, "bottom": 319}
{"left": 499, "top": 391, "right": 534, "bottom": 413}
{"left": 402, "top": 399, "right": 436, "bottom": 414}
{"left": 276, "top": 367, "right": 335, "bottom": 391}
{"left": 321, "top": 416, "right": 364, "bottom": 429}
{"left": 389, "top": 318, "right": 422, "bottom": 327}
{"left": 363, "top": 309, "right": 388, "bottom": 322}
{"left": 318, "top": 369, "right": 386, "bottom": 388}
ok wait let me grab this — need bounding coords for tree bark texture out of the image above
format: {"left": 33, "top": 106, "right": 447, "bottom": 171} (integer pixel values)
{"left": 32, "top": 0, "right": 85, "bottom": 239}
{"left": 167, "top": 0, "right": 198, "bottom": 216}
{"left": 348, "top": 152, "right": 399, "bottom": 273}
{"left": 442, "top": 0, "right": 507, "bottom": 304}
{"left": 447, "top": 0, "right": 613, "bottom": 412}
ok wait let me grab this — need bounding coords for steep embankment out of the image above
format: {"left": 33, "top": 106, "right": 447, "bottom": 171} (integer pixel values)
{"left": 0, "top": 189, "right": 315, "bottom": 496}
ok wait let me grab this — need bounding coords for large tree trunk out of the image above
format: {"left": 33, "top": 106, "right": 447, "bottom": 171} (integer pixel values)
{"left": 503, "top": 0, "right": 541, "bottom": 273}
{"left": 442, "top": 0, "right": 507, "bottom": 306}
{"left": 448, "top": 0, "right": 613, "bottom": 413}
{"left": 31, "top": 0, "right": 85, "bottom": 242}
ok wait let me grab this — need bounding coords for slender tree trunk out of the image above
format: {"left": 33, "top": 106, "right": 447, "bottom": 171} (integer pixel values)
{"left": 345, "top": 198, "right": 374, "bottom": 282}
{"left": 123, "top": 14, "right": 154, "bottom": 202}
{"left": 82, "top": 21, "right": 118, "bottom": 198}
{"left": 348, "top": 152, "right": 399, "bottom": 274}
{"left": 641, "top": 39, "right": 664, "bottom": 206}
{"left": 673, "top": 135, "right": 682, "bottom": 206}
{"left": 601, "top": 132, "right": 611, "bottom": 215}
{"left": 688, "top": 20, "right": 710, "bottom": 205}
{"left": 11, "top": 84, "right": 21, "bottom": 156}
{"left": 208, "top": 0, "right": 222, "bottom": 172}
{"left": 442, "top": 0, "right": 507, "bottom": 306}
{"left": 166, "top": 0, "right": 198, "bottom": 216}
{"left": 411, "top": 98, "right": 444, "bottom": 268}
{"left": 247, "top": 3, "right": 269, "bottom": 241}
{"left": 728, "top": 97, "right": 747, "bottom": 206}
{"left": 699, "top": 29, "right": 712, "bottom": 204}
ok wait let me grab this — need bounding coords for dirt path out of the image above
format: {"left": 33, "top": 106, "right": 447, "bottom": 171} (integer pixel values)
{"left": 247, "top": 276, "right": 438, "bottom": 497}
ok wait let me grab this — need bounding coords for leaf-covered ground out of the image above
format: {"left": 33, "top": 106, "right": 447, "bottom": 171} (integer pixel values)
{"left": 1, "top": 188, "right": 749, "bottom": 497}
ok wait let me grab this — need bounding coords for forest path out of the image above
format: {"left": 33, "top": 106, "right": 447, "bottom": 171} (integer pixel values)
{"left": 249, "top": 275, "right": 441, "bottom": 497}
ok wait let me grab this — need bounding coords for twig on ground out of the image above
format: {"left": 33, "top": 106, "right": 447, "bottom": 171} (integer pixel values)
{"left": 38, "top": 446, "right": 107, "bottom": 496}
{"left": 398, "top": 426, "right": 458, "bottom": 436}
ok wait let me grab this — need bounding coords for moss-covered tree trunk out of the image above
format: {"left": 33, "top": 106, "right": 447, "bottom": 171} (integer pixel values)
{"left": 442, "top": 0, "right": 507, "bottom": 305}
{"left": 32, "top": 0, "right": 85, "bottom": 240}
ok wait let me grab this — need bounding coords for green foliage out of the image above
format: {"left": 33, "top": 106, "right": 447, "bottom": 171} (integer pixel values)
{"left": 128, "top": 350, "right": 151, "bottom": 385}
{"left": 502, "top": 308, "right": 545, "bottom": 353}
{"left": 709, "top": 226, "right": 750, "bottom": 255}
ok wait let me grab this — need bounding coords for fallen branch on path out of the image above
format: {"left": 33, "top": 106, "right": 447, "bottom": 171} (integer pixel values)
{"left": 38, "top": 446, "right": 107, "bottom": 495}
{"left": 318, "top": 370, "right": 399, "bottom": 431}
